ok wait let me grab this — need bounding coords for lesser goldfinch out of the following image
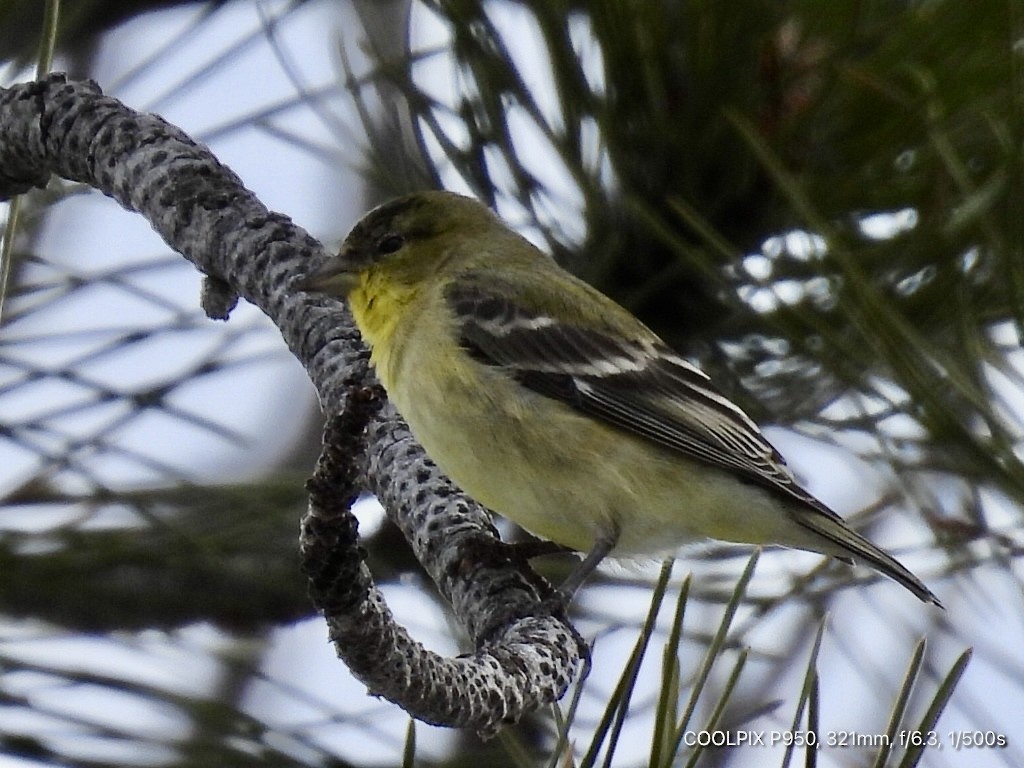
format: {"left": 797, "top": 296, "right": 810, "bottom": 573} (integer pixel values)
{"left": 300, "top": 190, "right": 940, "bottom": 606}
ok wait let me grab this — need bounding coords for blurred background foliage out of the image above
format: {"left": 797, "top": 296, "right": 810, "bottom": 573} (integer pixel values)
{"left": 1, "top": 0, "right": 1022, "bottom": 766}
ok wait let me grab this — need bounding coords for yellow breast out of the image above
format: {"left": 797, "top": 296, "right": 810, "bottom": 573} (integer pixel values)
{"left": 347, "top": 269, "right": 427, "bottom": 391}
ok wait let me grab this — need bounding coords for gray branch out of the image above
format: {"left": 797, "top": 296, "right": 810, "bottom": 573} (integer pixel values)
{"left": 0, "top": 73, "right": 582, "bottom": 735}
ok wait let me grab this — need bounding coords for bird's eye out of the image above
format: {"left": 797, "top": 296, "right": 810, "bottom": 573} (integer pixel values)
{"left": 375, "top": 234, "right": 405, "bottom": 255}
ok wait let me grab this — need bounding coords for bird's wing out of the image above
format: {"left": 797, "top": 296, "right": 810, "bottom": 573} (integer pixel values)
{"left": 446, "top": 277, "right": 830, "bottom": 513}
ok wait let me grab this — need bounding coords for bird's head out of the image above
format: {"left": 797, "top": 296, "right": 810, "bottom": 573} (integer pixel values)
{"left": 297, "top": 190, "right": 502, "bottom": 297}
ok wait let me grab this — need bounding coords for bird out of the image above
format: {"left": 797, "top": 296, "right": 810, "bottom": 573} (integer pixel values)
{"left": 298, "top": 190, "right": 940, "bottom": 606}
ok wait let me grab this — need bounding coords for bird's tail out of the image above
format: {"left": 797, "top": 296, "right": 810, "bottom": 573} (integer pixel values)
{"left": 794, "top": 508, "right": 942, "bottom": 607}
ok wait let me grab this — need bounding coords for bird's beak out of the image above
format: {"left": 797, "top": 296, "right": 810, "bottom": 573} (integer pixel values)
{"left": 295, "top": 246, "right": 360, "bottom": 295}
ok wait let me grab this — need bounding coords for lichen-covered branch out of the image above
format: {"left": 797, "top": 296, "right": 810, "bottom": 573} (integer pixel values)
{"left": 304, "top": 387, "right": 580, "bottom": 732}
{"left": 0, "top": 73, "right": 582, "bottom": 733}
